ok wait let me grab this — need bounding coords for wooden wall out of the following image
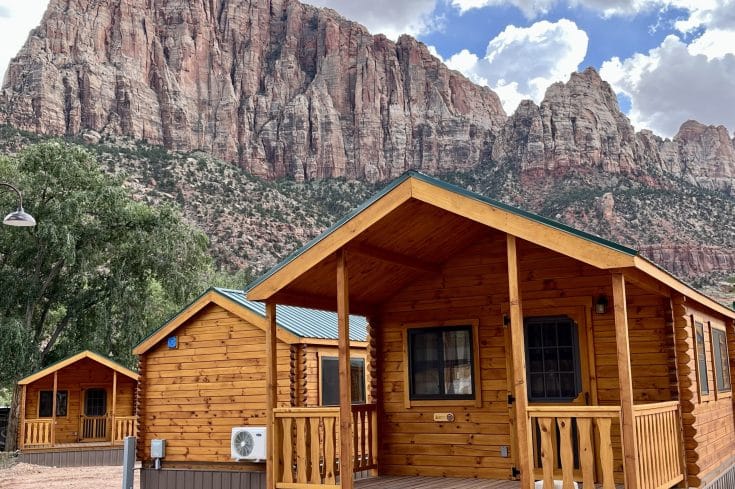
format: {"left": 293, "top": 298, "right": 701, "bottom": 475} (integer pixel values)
{"left": 138, "top": 303, "right": 291, "bottom": 470}
{"left": 24, "top": 358, "right": 136, "bottom": 444}
{"left": 674, "top": 300, "right": 735, "bottom": 487}
{"left": 138, "top": 303, "right": 366, "bottom": 469}
{"left": 374, "top": 235, "right": 677, "bottom": 482}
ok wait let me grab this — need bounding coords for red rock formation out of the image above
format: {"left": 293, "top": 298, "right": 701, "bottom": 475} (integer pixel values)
{"left": 0, "top": 0, "right": 506, "bottom": 181}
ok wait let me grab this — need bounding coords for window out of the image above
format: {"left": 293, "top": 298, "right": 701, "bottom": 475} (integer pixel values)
{"left": 38, "top": 391, "right": 68, "bottom": 417}
{"left": 321, "top": 357, "right": 366, "bottom": 406}
{"left": 84, "top": 388, "right": 107, "bottom": 416}
{"left": 711, "top": 327, "right": 731, "bottom": 394}
{"left": 408, "top": 325, "right": 475, "bottom": 400}
{"left": 525, "top": 316, "right": 582, "bottom": 402}
{"left": 694, "top": 320, "right": 710, "bottom": 398}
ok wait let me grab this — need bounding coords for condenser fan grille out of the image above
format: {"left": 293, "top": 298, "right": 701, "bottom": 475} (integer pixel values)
{"left": 233, "top": 430, "right": 254, "bottom": 457}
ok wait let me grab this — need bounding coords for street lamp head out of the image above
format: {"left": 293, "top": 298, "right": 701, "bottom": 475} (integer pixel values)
{"left": 3, "top": 207, "right": 36, "bottom": 227}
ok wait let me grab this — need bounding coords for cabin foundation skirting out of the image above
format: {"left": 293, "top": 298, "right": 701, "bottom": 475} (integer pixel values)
{"left": 18, "top": 446, "right": 123, "bottom": 467}
{"left": 703, "top": 459, "right": 735, "bottom": 489}
{"left": 140, "top": 468, "right": 266, "bottom": 489}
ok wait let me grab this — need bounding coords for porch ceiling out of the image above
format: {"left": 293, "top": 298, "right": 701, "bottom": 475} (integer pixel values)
{"left": 265, "top": 199, "right": 494, "bottom": 315}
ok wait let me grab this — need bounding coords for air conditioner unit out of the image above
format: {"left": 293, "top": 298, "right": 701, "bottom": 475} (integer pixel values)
{"left": 231, "top": 426, "right": 267, "bottom": 462}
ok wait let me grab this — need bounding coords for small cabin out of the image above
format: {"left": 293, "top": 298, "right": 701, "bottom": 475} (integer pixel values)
{"left": 133, "top": 287, "right": 369, "bottom": 487}
{"left": 246, "top": 172, "right": 735, "bottom": 489}
{"left": 16, "top": 350, "right": 138, "bottom": 466}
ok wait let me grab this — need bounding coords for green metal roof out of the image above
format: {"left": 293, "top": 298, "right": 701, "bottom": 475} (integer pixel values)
{"left": 134, "top": 287, "right": 368, "bottom": 349}
{"left": 245, "top": 170, "right": 638, "bottom": 294}
{"left": 214, "top": 288, "right": 368, "bottom": 342}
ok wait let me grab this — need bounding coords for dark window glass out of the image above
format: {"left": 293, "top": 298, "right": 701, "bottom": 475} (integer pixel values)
{"left": 712, "top": 328, "right": 731, "bottom": 393}
{"left": 321, "top": 357, "right": 366, "bottom": 406}
{"left": 85, "top": 388, "right": 107, "bottom": 416}
{"left": 525, "top": 317, "right": 582, "bottom": 402}
{"left": 695, "top": 321, "right": 709, "bottom": 395}
{"left": 38, "top": 391, "right": 68, "bottom": 417}
{"left": 408, "top": 326, "right": 474, "bottom": 400}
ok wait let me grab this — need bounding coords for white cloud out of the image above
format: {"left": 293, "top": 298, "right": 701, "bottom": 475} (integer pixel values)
{"left": 305, "top": 0, "right": 438, "bottom": 39}
{"left": 444, "top": 19, "right": 588, "bottom": 113}
{"left": 0, "top": 1, "right": 49, "bottom": 82}
{"left": 600, "top": 35, "right": 735, "bottom": 137}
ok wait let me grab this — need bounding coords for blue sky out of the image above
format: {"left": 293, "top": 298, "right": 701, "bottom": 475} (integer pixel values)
{"left": 1, "top": 0, "right": 734, "bottom": 138}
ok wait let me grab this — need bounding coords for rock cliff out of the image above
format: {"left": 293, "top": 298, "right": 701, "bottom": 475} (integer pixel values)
{"left": 0, "top": 0, "right": 505, "bottom": 181}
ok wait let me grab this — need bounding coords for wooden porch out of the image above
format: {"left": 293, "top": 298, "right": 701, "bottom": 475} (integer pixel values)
{"left": 355, "top": 476, "right": 521, "bottom": 488}
{"left": 21, "top": 415, "right": 137, "bottom": 449}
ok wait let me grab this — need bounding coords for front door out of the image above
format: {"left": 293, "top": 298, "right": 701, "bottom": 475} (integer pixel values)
{"left": 80, "top": 388, "right": 107, "bottom": 440}
{"left": 504, "top": 300, "right": 597, "bottom": 481}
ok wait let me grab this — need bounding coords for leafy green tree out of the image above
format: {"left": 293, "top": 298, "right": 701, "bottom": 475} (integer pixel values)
{"left": 0, "top": 142, "right": 212, "bottom": 450}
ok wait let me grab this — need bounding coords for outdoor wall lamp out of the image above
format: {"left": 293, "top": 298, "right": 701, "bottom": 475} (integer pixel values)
{"left": 1, "top": 182, "right": 36, "bottom": 227}
{"left": 595, "top": 294, "right": 608, "bottom": 314}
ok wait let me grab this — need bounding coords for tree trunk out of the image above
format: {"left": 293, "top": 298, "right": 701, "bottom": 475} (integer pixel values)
{"left": 4, "top": 384, "right": 21, "bottom": 452}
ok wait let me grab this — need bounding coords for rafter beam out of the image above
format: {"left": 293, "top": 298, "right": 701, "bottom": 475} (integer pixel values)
{"left": 346, "top": 242, "right": 438, "bottom": 274}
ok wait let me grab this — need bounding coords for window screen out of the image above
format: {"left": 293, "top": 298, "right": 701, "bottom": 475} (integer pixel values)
{"left": 38, "top": 391, "right": 68, "bottom": 417}
{"left": 408, "top": 326, "right": 474, "bottom": 400}
{"left": 84, "top": 388, "right": 107, "bottom": 416}
{"left": 695, "top": 321, "right": 709, "bottom": 396}
{"left": 525, "top": 316, "right": 582, "bottom": 402}
{"left": 712, "top": 328, "right": 731, "bottom": 393}
{"left": 321, "top": 357, "right": 366, "bottom": 406}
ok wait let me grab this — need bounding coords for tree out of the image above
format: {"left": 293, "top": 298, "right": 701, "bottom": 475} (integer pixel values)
{"left": 0, "top": 141, "right": 213, "bottom": 450}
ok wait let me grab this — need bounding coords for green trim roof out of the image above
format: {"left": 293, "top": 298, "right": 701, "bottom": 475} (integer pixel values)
{"left": 18, "top": 350, "right": 138, "bottom": 385}
{"left": 214, "top": 288, "right": 368, "bottom": 342}
{"left": 134, "top": 287, "right": 368, "bottom": 349}
{"left": 245, "top": 170, "right": 638, "bottom": 294}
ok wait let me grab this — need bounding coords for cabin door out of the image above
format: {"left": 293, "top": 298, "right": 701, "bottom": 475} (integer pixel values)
{"left": 80, "top": 388, "right": 108, "bottom": 441}
{"left": 504, "top": 302, "right": 597, "bottom": 482}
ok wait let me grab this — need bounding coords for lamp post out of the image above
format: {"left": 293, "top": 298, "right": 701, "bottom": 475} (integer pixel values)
{"left": 1, "top": 182, "right": 36, "bottom": 227}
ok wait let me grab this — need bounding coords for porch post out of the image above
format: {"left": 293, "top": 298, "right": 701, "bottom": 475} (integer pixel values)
{"left": 18, "top": 384, "right": 27, "bottom": 449}
{"left": 51, "top": 371, "right": 58, "bottom": 447}
{"left": 111, "top": 370, "right": 117, "bottom": 446}
{"left": 337, "top": 249, "right": 354, "bottom": 489}
{"left": 612, "top": 272, "right": 639, "bottom": 489}
{"left": 506, "top": 235, "right": 533, "bottom": 489}
{"left": 266, "top": 302, "right": 278, "bottom": 489}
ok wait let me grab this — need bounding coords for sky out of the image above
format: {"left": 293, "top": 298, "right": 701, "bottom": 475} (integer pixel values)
{"left": 1, "top": 0, "right": 734, "bottom": 138}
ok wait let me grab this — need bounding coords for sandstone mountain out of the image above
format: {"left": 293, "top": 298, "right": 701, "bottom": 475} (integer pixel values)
{"left": 0, "top": 0, "right": 505, "bottom": 181}
{"left": 1, "top": 0, "right": 734, "bottom": 301}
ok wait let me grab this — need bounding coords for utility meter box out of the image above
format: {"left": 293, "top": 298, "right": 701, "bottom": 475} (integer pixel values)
{"left": 151, "top": 439, "right": 166, "bottom": 459}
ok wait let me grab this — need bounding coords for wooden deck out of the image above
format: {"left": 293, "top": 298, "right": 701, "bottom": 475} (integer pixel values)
{"left": 355, "top": 476, "right": 521, "bottom": 489}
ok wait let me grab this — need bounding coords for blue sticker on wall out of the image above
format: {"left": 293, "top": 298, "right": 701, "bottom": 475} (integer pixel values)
{"left": 167, "top": 336, "right": 178, "bottom": 349}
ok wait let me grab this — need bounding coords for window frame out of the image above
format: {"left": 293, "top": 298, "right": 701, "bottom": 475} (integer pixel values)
{"left": 693, "top": 317, "right": 713, "bottom": 402}
{"left": 38, "top": 390, "right": 69, "bottom": 418}
{"left": 710, "top": 324, "right": 732, "bottom": 399}
{"left": 319, "top": 355, "right": 367, "bottom": 406}
{"left": 524, "top": 315, "right": 583, "bottom": 403}
{"left": 402, "top": 319, "right": 482, "bottom": 408}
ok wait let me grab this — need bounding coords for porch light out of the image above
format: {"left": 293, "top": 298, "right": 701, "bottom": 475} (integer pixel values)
{"left": 1, "top": 182, "right": 36, "bottom": 227}
{"left": 595, "top": 294, "right": 608, "bottom": 314}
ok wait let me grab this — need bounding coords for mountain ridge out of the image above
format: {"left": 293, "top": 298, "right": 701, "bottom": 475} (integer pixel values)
{"left": 0, "top": 0, "right": 733, "bottom": 300}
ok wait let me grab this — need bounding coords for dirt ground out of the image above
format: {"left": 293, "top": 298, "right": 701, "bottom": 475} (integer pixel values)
{"left": 0, "top": 463, "right": 140, "bottom": 489}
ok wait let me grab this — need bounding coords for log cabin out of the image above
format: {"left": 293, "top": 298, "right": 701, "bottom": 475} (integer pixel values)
{"left": 246, "top": 171, "right": 735, "bottom": 489}
{"left": 16, "top": 350, "right": 138, "bottom": 466}
{"left": 133, "top": 287, "right": 369, "bottom": 487}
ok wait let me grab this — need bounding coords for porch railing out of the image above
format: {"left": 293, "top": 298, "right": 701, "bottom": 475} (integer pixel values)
{"left": 528, "top": 405, "right": 621, "bottom": 489}
{"left": 272, "top": 404, "right": 378, "bottom": 488}
{"left": 633, "top": 401, "right": 684, "bottom": 489}
{"left": 23, "top": 419, "right": 53, "bottom": 448}
{"left": 113, "top": 416, "right": 137, "bottom": 443}
{"left": 80, "top": 415, "right": 108, "bottom": 440}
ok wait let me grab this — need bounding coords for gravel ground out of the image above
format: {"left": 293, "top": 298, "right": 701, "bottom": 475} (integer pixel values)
{"left": 0, "top": 463, "right": 140, "bottom": 489}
